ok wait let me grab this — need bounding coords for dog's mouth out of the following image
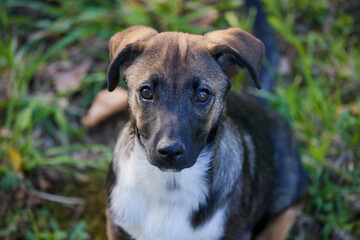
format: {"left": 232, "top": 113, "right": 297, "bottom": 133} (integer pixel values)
{"left": 158, "top": 167, "right": 182, "bottom": 173}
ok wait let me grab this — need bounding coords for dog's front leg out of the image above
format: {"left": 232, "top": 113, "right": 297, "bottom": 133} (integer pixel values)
{"left": 254, "top": 201, "right": 302, "bottom": 240}
{"left": 106, "top": 209, "right": 132, "bottom": 240}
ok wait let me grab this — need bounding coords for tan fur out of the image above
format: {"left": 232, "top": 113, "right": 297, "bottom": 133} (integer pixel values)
{"left": 178, "top": 33, "right": 189, "bottom": 61}
{"left": 205, "top": 28, "right": 264, "bottom": 73}
{"left": 106, "top": 209, "right": 117, "bottom": 240}
{"left": 106, "top": 208, "right": 132, "bottom": 240}
{"left": 255, "top": 202, "right": 302, "bottom": 240}
{"left": 109, "top": 26, "right": 158, "bottom": 61}
{"left": 205, "top": 28, "right": 264, "bottom": 88}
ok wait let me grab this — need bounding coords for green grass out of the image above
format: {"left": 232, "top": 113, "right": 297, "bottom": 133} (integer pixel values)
{"left": 1, "top": 0, "right": 359, "bottom": 239}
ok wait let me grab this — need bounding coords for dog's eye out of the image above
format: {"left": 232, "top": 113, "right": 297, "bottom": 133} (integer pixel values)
{"left": 140, "top": 87, "right": 153, "bottom": 100}
{"left": 196, "top": 89, "right": 210, "bottom": 103}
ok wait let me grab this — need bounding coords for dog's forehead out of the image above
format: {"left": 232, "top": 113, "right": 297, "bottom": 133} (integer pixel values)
{"left": 145, "top": 32, "right": 206, "bottom": 52}
{"left": 126, "top": 32, "right": 227, "bottom": 87}
{"left": 143, "top": 32, "right": 208, "bottom": 69}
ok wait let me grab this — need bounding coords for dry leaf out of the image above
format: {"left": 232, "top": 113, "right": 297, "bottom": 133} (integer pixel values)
{"left": 28, "top": 29, "right": 54, "bottom": 42}
{"left": 0, "top": 70, "right": 11, "bottom": 100}
{"left": 350, "top": 105, "right": 358, "bottom": 116}
{"left": 8, "top": 147, "right": 22, "bottom": 171}
{"left": 191, "top": 9, "right": 219, "bottom": 27}
{"left": 82, "top": 87, "right": 128, "bottom": 128}
{"left": 57, "top": 97, "right": 69, "bottom": 110}
{"left": 49, "top": 60, "right": 92, "bottom": 92}
{"left": 1, "top": 127, "right": 12, "bottom": 138}
{"left": 39, "top": 177, "right": 54, "bottom": 191}
{"left": 337, "top": 105, "right": 346, "bottom": 115}
{"left": 279, "top": 56, "right": 291, "bottom": 75}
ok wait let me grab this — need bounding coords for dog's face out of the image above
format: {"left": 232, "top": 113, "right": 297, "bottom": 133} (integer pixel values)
{"left": 125, "top": 34, "right": 230, "bottom": 171}
{"left": 107, "top": 26, "right": 264, "bottom": 172}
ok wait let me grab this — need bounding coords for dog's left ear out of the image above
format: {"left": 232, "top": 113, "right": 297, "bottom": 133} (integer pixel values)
{"left": 107, "top": 25, "right": 158, "bottom": 91}
{"left": 205, "top": 28, "right": 264, "bottom": 89}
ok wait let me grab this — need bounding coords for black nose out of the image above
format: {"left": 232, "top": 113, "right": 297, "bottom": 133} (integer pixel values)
{"left": 157, "top": 141, "right": 185, "bottom": 161}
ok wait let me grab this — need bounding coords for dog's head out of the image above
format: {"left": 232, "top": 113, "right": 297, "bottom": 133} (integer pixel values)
{"left": 107, "top": 25, "right": 264, "bottom": 172}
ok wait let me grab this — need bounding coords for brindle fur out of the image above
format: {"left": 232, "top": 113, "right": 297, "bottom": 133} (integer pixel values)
{"left": 106, "top": 25, "right": 307, "bottom": 240}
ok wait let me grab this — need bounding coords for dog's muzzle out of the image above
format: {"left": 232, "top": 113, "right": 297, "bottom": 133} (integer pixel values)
{"left": 145, "top": 136, "right": 200, "bottom": 172}
{"left": 156, "top": 140, "right": 185, "bottom": 171}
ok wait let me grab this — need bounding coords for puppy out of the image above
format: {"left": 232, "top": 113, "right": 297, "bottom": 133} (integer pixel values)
{"left": 105, "top": 25, "right": 307, "bottom": 240}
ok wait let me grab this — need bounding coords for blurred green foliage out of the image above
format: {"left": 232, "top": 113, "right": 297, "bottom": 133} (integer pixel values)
{"left": 1, "top": 0, "right": 359, "bottom": 239}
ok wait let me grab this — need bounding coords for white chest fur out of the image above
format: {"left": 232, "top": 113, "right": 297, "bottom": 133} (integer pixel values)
{"left": 109, "top": 140, "right": 227, "bottom": 240}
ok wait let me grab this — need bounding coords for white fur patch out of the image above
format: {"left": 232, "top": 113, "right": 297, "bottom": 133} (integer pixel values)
{"left": 110, "top": 138, "right": 227, "bottom": 240}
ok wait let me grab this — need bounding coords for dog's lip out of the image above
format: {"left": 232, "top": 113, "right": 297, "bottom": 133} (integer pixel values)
{"left": 158, "top": 167, "right": 182, "bottom": 173}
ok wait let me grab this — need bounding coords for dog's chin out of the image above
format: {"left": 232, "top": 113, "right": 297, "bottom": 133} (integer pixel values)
{"left": 151, "top": 162, "right": 189, "bottom": 173}
{"left": 158, "top": 167, "right": 182, "bottom": 173}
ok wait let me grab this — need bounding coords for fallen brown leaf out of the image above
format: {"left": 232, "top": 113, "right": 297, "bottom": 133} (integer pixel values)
{"left": 82, "top": 87, "right": 128, "bottom": 128}
{"left": 0, "top": 70, "right": 11, "bottom": 100}
{"left": 350, "top": 105, "right": 358, "bottom": 116}
{"left": 337, "top": 105, "right": 346, "bottom": 115}
{"left": 191, "top": 9, "right": 219, "bottom": 27}
{"left": 279, "top": 56, "right": 291, "bottom": 75}
{"left": 48, "top": 60, "right": 92, "bottom": 92}
{"left": 27, "top": 29, "right": 54, "bottom": 42}
{"left": 0, "top": 127, "right": 12, "bottom": 138}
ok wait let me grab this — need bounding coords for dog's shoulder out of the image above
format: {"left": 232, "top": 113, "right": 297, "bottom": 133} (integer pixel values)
{"left": 225, "top": 91, "right": 307, "bottom": 215}
{"left": 225, "top": 90, "right": 276, "bottom": 191}
{"left": 106, "top": 122, "right": 135, "bottom": 201}
{"left": 217, "top": 91, "right": 275, "bottom": 236}
{"left": 225, "top": 91, "right": 274, "bottom": 143}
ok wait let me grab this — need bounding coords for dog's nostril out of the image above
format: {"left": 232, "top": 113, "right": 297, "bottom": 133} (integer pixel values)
{"left": 157, "top": 142, "right": 185, "bottom": 158}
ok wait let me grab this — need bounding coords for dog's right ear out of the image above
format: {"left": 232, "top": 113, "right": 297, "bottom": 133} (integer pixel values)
{"left": 107, "top": 25, "right": 158, "bottom": 91}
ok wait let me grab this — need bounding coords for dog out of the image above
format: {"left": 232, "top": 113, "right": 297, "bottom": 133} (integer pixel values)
{"left": 104, "top": 24, "right": 307, "bottom": 240}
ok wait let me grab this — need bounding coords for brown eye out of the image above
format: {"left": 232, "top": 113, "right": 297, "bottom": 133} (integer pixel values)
{"left": 140, "top": 87, "right": 153, "bottom": 100}
{"left": 197, "top": 89, "right": 210, "bottom": 103}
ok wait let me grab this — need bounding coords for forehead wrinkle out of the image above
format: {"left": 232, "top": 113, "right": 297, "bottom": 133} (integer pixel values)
{"left": 162, "top": 38, "right": 183, "bottom": 76}
{"left": 147, "top": 33, "right": 191, "bottom": 77}
{"left": 178, "top": 33, "right": 189, "bottom": 62}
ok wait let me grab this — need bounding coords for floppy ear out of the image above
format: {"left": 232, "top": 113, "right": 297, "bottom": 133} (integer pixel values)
{"left": 205, "top": 28, "right": 265, "bottom": 89}
{"left": 107, "top": 25, "right": 158, "bottom": 91}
